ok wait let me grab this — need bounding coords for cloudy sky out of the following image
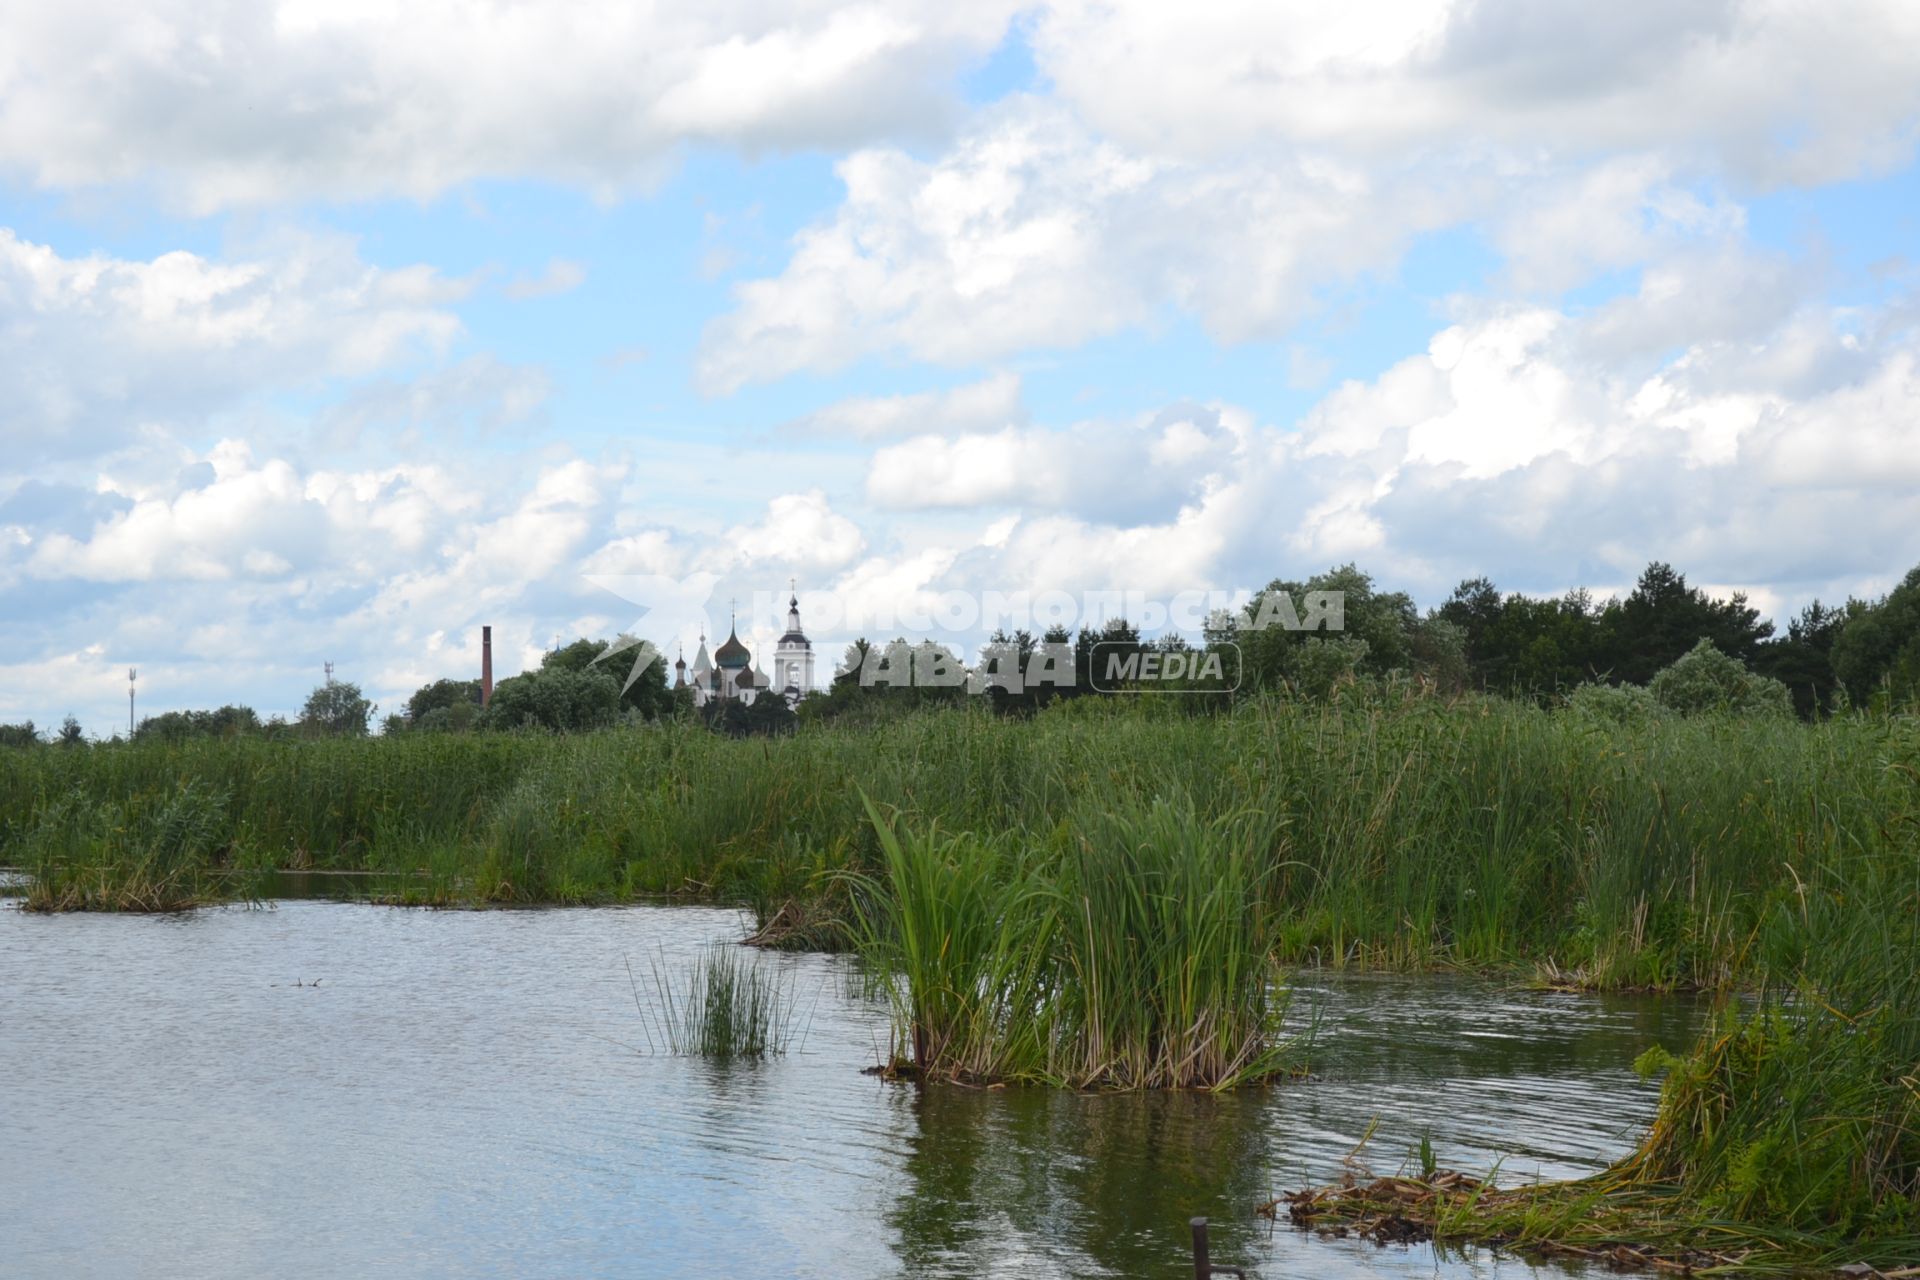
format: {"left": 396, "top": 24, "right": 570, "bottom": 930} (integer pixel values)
{"left": 4, "top": 1, "right": 1919, "bottom": 732}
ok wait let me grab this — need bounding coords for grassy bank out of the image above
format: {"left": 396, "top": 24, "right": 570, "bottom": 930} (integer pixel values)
{"left": 8, "top": 694, "right": 1916, "bottom": 1263}
{"left": 5, "top": 693, "right": 1917, "bottom": 990}
{"left": 1283, "top": 852, "right": 1920, "bottom": 1270}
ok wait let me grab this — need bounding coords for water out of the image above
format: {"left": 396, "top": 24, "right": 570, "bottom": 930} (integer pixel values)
{"left": 0, "top": 902, "right": 1704, "bottom": 1279}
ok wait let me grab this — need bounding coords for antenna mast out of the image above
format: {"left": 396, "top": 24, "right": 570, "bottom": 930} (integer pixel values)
{"left": 128, "top": 667, "right": 137, "bottom": 738}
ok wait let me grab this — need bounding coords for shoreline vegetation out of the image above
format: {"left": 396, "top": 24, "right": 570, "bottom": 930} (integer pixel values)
{"left": 5, "top": 690, "right": 1917, "bottom": 1269}
{"left": 6, "top": 692, "right": 1912, "bottom": 985}
{"left": 1280, "top": 848, "right": 1920, "bottom": 1272}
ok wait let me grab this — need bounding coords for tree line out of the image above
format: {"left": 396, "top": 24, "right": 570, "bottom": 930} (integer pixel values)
{"left": 9, "top": 559, "right": 1918, "bottom": 744}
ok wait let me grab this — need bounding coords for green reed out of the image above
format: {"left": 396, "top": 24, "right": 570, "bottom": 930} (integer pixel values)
{"left": 844, "top": 794, "right": 1302, "bottom": 1090}
{"left": 4, "top": 695, "right": 1915, "bottom": 999}
{"left": 643, "top": 946, "right": 805, "bottom": 1059}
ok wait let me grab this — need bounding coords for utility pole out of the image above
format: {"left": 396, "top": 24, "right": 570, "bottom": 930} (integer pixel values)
{"left": 128, "top": 667, "right": 137, "bottom": 738}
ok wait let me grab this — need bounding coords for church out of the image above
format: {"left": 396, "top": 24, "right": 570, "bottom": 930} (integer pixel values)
{"left": 674, "top": 585, "right": 815, "bottom": 708}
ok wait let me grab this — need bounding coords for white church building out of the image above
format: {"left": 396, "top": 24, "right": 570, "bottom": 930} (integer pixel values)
{"left": 674, "top": 585, "right": 815, "bottom": 708}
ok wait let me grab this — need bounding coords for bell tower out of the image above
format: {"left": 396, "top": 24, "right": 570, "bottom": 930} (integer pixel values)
{"left": 774, "top": 580, "right": 814, "bottom": 703}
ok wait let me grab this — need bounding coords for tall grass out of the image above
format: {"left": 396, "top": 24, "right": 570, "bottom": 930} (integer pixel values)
{"left": 845, "top": 795, "right": 1302, "bottom": 1090}
{"left": 1617, "top": 854, "right": 1920, "bottom": 1248}
{"left": 4, "top": 695, "right": 1916, "bottom": 996}
{"left": 20, "top": 780, "right": 241, "bottom": 911}
{"left": 1287, "top": 837, "right": 1920, "bottom": 1267}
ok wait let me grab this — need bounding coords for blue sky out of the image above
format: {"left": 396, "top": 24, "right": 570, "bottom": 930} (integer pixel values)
{"left": 3, "top": 1, "right": 1919, "bottom": 733}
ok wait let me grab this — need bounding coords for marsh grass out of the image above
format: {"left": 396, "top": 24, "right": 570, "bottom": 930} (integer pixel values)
{"left": 845, "top": 794, "right": 1304, "bottom": 1090}
{"left": 1285, "top": 854, "right": 1920, "bottom": 1270}
{"left": 5, "top": 697, "right": 1916, "bottom": 1000}
{"left": 639, "top": 946, "right": 808, "bottom": 1059}
{"left": 20, "top": 780, "right": 236, "bottom": 912}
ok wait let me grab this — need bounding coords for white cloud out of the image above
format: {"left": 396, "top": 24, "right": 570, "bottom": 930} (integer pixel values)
{"left": 810, "top": 284, "right": 1920, "bottom": 624}
{"left": 701, "top": 4, "right": 1920, "bottom": 389}
{"left": 1030, "top": 0, "right": 1920, "bottom": 183}
{"left": 0, "top": 0, "right": 1020, "bottom": 210}
{"left": 786, "top": 371, "right": 1025, "bottom": 439}
{"left": 699, "top": 102, "right": 1464, "bottom": 390}
{"left": 715, "top": 490, "right": 866, "bottom": 572}
{"left": 863, "top": 404, "right": 1241, "bottom": 524}
{"left": 1, "top": 228, "right": 465, "bottom": 464}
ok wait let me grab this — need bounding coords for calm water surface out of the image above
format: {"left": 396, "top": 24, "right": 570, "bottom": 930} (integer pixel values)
{"left": 0, "top": 901, "right": 1703, "bottom": 1279}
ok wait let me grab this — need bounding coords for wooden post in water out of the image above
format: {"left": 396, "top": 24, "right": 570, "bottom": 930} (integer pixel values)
{"left": 1190, "top": 1216, "right": 1247, "bottom": 1279}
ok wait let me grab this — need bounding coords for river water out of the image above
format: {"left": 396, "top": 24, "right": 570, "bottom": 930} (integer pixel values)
{"left": 0, "top": 901, "right": 1702, "bottom": 1279}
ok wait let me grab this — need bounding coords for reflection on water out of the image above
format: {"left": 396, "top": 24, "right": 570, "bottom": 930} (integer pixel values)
{"left": 0, "top": 901, "right": 1703, "bottom": 1279}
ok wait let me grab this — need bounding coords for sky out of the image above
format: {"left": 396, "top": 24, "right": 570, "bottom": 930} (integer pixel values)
{"left": 3, "top": 0, "right": 1919, "bottom": 734}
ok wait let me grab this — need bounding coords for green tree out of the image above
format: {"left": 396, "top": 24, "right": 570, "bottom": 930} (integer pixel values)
{"left": 1754, "top": 600, "right": 1847, "bottom": 717}
{"left": 0, "top": 721, "right": 37, "bottom": 747}
{"left": 405, "top": 678, "right": 482, "bottom": 725}
{"left": 1600, "top": 562, "right": 1772, "bottom": 685}
{"left": 479, "top": 667, "right": 620, "bottom": 732}
{"left": 1830, "top": 566, "right": 1920, "bottom": 711}
{"left": 1441, "top": 581, "right": 1609, "bottom": 699}
{"left": 56, "top": 716, "right": 85, "bottom": 747}
{"left": 300, "top": 682, "right": 374, "bottom": 737}
{"left": 134, "top": 706, "right": 263, "bottom": 742}
{"left": 1231, "top": 563, "right": 1426, "bottom": 693}
{"left": 1648, "top": 639, "right": 1792, "bottom": 717}
{"left": 546, "top": 635, "right": 675, "bottom": 720}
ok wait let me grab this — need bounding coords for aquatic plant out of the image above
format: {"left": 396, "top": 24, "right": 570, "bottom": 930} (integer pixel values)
{"left": 845, "top": 795, "right": 1302, "bottom": 1090}
{"left": 20, "top": 780, "right": 234, "bottom": 912}
{"left": 1284, "top": 853, "right": 1920, "bottom": 1270}
{"left": 642, "top": 945, "right": 805, "bottom": 1059}
{"left": 3, "top": 695, "right": 1915, "bottom": 1002}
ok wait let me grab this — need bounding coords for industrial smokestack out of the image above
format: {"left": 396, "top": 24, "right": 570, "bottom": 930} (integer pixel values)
{"left": 481, "top": 626, "right": 493, "bottom": 707}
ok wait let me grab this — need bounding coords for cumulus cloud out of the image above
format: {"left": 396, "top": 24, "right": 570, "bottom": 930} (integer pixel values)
{"left": 785, "top": 371, "right": 1025, "bottom": 439}
{"left": 1030, "top": 0, "right": 1920, "bottom": 182}
{"left": 830, "top": 284, "right": 1920, "bottom": 614}
{"left": 0, "top": 0, "right": 1020, "bottom": 210}
{"left": 864, "top": 404, "right": 1242, "bottom": 526}
{"left": 702, "top": 3, "right": 1920, "bottom": 389}
{"left": 699, "top": 102, "right": 1466, "bottom": 389}
{"left": 716, "top": 490, "right": 867, "bottom": 572}
{"left": 0, "top": 442, "right": 644, "bottom": 727}
{"left": 1, "top": 229, "right": 465, "bottom": 464}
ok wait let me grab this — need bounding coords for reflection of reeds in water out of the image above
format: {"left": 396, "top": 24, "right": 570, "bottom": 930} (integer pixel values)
{"left": 635, "top": 946, "right": 808, "bottom": 1059}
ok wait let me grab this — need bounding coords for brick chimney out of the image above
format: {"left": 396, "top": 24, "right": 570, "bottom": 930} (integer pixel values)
{"left": 481, "top": 625, "right": 493, "bottom": 707}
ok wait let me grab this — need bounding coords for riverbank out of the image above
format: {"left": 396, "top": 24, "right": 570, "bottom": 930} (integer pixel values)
{"left": 8, "top": 696, "right": 1917, "bottom": 1268}
{"left": 7, "top": 694, "right": 1917, "bottom": 991}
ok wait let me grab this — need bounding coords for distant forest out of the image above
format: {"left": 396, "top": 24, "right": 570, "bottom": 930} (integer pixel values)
{"left": 7, "top": 559, "right": 1919, "bottom": 745}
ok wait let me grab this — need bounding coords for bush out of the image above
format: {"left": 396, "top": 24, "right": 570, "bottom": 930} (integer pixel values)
{"left": 1649, "top": 639, "right": 1791, "bottom": 717}
{"left": 1566, "top": 681, "right": 1667, "bottom": 724}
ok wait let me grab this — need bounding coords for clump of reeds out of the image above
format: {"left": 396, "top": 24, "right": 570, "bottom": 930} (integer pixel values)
{"left": 21, "top": 781, "right": 231, "bottom": 912}
{"left": 1282, "top": 854, "right": 1920, "bottom": 1270}
{"left": 845, "top": 794, "right": 1305, "bottom": 1090}
{"left": 640, "top": 946, "right": 805, "bottom": 1059}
